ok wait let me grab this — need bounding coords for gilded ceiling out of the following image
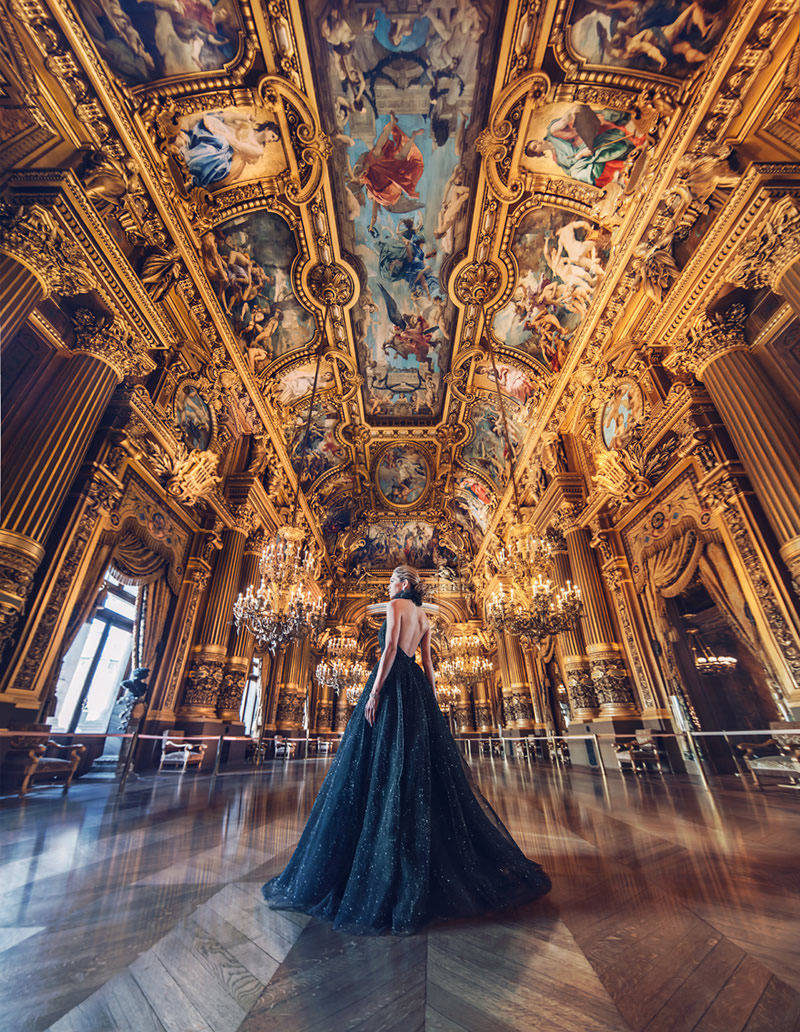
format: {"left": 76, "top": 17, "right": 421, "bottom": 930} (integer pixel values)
{"left": 2, "top": 0, "right": 798, "bottom": 578}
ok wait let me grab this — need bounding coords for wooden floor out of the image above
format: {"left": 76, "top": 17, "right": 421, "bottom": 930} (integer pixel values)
{"left": 1, "top": 758, "right": 799, "bottom": 1031}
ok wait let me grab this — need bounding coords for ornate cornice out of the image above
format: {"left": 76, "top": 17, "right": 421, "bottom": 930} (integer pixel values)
{"left": 670, "top": 303, "right": 750, "bottom": 379}
{"left": 71, "top": 309, "right": 156, "bottom": 380}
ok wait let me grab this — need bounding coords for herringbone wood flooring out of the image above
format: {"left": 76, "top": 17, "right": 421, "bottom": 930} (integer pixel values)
{"left": 1, "top": 759, "right": 799, "bottom": 1031}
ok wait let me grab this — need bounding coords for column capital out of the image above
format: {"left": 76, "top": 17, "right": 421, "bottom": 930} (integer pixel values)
{"left": 71, "top": 308, "right": 155, "bottom": 381}
{"left": 673, "top": 302, "right": 749, "bottom": 379}
{"left": 0, "top": 203, "right": 96, "bottom": 297}
{"left": 730, "top": 201, "right": 800, "bottom": 294}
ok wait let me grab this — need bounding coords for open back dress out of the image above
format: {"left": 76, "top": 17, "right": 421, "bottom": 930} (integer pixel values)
{"left": 262, "top": 614, "right": 551, "bottom": 935}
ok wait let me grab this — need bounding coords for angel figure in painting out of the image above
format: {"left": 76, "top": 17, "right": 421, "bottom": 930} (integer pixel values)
{"left": 352, "top": 113, "right": 426, "bottom": 237}
{"left": 597, "top": 2, "right": 719, "bottom": 72}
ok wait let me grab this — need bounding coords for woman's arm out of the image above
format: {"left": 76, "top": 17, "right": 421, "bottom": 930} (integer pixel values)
{"left": 365, "top": 601, "right": 400, "bottom": 726}
{"left": 420, "top": 623, "right": 435, "bottom": 690}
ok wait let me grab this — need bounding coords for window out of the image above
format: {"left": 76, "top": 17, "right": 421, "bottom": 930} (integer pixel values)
{"left": 53, "top": 573, "right": 137, "bottom": 735}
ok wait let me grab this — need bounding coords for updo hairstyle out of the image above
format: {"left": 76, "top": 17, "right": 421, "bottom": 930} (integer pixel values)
{"left": 392, "top": 565, "right": 420, "bottom": 589}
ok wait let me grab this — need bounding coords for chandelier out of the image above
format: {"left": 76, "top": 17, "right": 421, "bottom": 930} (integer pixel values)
{"left": 485, "top": 550, "right": 583, "bottom": 647}
{"left": 476, "top": 321, "right": 583, "bottom": 646}
{"left": 233, "top": 330, "right": 333, "bottom": 653}
{"left": 316, "top": 646, "right": 367, "bottom": 696}
{"left": 435, "top": 679, "right": 462, "bottom": 708}
{"left": 441, "top": 633, "right": 493, "bottom": 688}
{"left": 234, "top": 525, "right": 327, "bottom": 653}
{"left": 690, "top": 630, "right": 737, "bottom": 677}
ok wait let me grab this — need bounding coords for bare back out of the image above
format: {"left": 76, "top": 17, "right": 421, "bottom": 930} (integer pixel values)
{"left": 388, "top": 597, "right": 429, "bottom": 656}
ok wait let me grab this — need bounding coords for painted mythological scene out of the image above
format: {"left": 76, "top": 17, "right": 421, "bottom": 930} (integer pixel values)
{"left": 522, "top": 103, "right": 646, "bottom": 188}
{"left": 349, "top": 521, "right": 457, "bottom": 571}
{"left": 376, "top": 446, "right": 429, "bottom": 506}
{"left": 169, "top": 108, "right": 286, "bottom": 191}
{"left": 273, "top": 358, "right": 336, "bottom": 408}
{"left": 492, "top": 207, "right": 611, "bottom": 372}
{"left": 568, "top": 1, "right": 728, "bottom": 78}
{"left": 203, "top": 212, "right": 315, "bottom": 373}
{"left": 452, "top": 473, "right": 494, "bottom": 552}
{"left": 314, "top": 471, "right": 359, "bottom": 546}
{"left": 287, "top": 402, "right": 347, "bottom": 487}
{"left": 461, "top": 398, "right": 524, "bottom": 489}
{"left": 316, "top": 0, "right": 497, "bottom": 418}
{"left": 77, "top": 0, "right": 241, "bottom": 86}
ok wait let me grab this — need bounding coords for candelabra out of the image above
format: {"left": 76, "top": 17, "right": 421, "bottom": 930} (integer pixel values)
{"left": 441, "top": 633, "right": 493, "bottom": 688}
{"left": 233, "top": 526, "right": 327, "bottom": 654}
{"left": 233, "top": 333, "right": 334, "bottom": 654}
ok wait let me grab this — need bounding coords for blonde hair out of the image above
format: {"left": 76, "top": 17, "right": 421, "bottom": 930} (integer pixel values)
{"left": 392, "top": 565, "right": 420, "bottom": 589}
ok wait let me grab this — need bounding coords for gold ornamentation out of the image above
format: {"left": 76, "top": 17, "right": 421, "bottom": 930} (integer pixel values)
{"left": 0, "top": 203, "right": 96, "bottom": 296}
{"left": 71, "top": 309, "right": 155, "bottom": 380}
{"left": 307, "top": 263, "right": 354, "bottom": 306}
{"left": 453, "top": 262, "right": 502, "bottom": 306}
{"left": 144, "top": 440, "right": 222, "bottom": 506}
{"left": 730, "top": 200, "right": 800, "bottom": 292}
{"left": 669, "top": 302, "right": 749, "bottom": 379}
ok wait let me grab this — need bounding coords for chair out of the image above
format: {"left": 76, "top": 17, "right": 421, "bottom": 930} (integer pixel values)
{"left": 158, "top": 731, "right": 207, "bottom": 773}
{"left": 19, "top": 740, "right": 86, "bottom": 796}
{"left": 274, "top": 735, "right": 297, "bottom": 759}
{"left": 628, "top": 730, "right": 665, "bottom": 775}
{"left": 615, "top": 731, "right": 665, "bottom": 774}
{"left": 737, "top": 722, "right": 800, "bottom": 789}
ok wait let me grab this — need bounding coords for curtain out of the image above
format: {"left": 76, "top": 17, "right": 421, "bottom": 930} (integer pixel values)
{"left": 109, "top": 527, "right": 168, "bottom": 586}
{"left": 133, "top": 573, "right": 174, "bottom": 673}
{"left": 698, "top": 541, "right": 760, "bottom": 654}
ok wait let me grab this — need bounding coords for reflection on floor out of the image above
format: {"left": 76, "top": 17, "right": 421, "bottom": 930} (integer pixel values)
{"left": 1, "top": 759, "right": 799, "bottom": 1031}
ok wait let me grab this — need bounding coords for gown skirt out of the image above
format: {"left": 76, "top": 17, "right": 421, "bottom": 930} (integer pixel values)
{"left": 262, "top": 632, "right": 551, "bottom": 936}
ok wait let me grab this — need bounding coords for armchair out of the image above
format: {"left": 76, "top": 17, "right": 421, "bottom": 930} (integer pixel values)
{"left": 158, "top": 731, "right": 207, "bottom": 773}
{"left": 737, "top": 723, "right": 800, "bottom": 788}
{"left": 19, "top": 740, "right": 86, "bottom": 796}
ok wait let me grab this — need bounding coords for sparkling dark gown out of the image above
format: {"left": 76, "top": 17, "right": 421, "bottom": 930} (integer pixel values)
{"left": 262, "top": 617, "right": 551, "bottom": 935}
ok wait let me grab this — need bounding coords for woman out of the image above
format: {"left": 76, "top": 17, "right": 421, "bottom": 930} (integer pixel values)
{"left": 262, "top": 565, "right": 551, "bottom": 936}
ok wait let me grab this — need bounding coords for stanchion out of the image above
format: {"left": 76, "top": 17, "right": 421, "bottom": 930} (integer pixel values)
{"left": 591, "top": 733, "right": 608, "bottom": 783}
{"left": 687, "top": 731, "right": 711, "bottom": 790}
{"left": 118, "top": 731, "right": 138, "bottom": 792}
{"left": 211, "top": 735, "right": 224, "bottom": 781}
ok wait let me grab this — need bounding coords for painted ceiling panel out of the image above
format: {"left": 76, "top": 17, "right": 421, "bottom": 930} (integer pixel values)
{"left": 75, "top": 0, "right": 244, "bottom": 85}
{"left": 304, "top": 0, "right": 505, "bottom": 423}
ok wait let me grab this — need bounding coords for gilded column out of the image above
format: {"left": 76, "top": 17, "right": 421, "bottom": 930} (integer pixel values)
{"left": 453, "top": 691, "right": 475, "bottom": 732}
{"left": 0, "top": 204, "right": 96, "bottom": 349}
{"left": 147, "top": 558, "right": 212, "bottom": 723}
{"left": 731, "top": 203, "right": 800, "bottom": 319}
{"left": 677, "top": 303, "right": 800, "bottom": 590}
{"left": 218, "top": 530, "right": 262, "bottom": 722}
{"left": 314, "top": 668, "right": 335, "bottom": 733}
{"left": 560, "top": 508, "right": 637, "bottom": 717}
{"left": 472, "top": 676, "right": 494, "bottom": 732}
{"left": 180, "top": 519, "right": 248, "bottom": 720}
{"left": 495, "top": 631, "right": 536, "bottom": 730}
{"left": 0, "top": 308, "right": 153, "bottom": 658}
{"left": 275, "top": 637, "right": 310, "bottom": 730}
{"left": 551, "top": 535, "right": 598, "bottom": 720}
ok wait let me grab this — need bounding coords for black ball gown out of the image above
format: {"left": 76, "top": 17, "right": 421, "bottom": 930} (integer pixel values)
{"left": 262, "top": 611, "right": 551, "bottom": 936}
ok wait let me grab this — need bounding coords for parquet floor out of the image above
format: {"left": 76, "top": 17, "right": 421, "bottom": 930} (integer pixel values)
{"left": 1, "top": 758, "right": 799, "bottom": 1031}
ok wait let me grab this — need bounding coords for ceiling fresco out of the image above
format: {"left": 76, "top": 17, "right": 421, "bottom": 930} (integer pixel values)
{"left": 77, "top": 0, "right": 244, "bottom": 84}
{"left": 24, "top": 0, "right": 795, "bottom": 582}
{"left": 306, "top": 0, "right": 503, "bottom": 423}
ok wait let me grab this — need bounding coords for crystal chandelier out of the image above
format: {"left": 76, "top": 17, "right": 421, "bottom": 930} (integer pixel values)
{"left": 476, "top": 322, "right": 584, "bottom": 646}
{"left": 485, "top": 554, "right": 583, "bottom": 647}
{"left": 441, "top": 633, "right": 493, "bottom": 688}
{"left": 435, "top": 679, "right": 462, "bottom": 708}
{"left": 234, "top": 525, "right": 327, "bottom": 653}
{"left": 233, "top": 332, "right": 332, "bottom": 653}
